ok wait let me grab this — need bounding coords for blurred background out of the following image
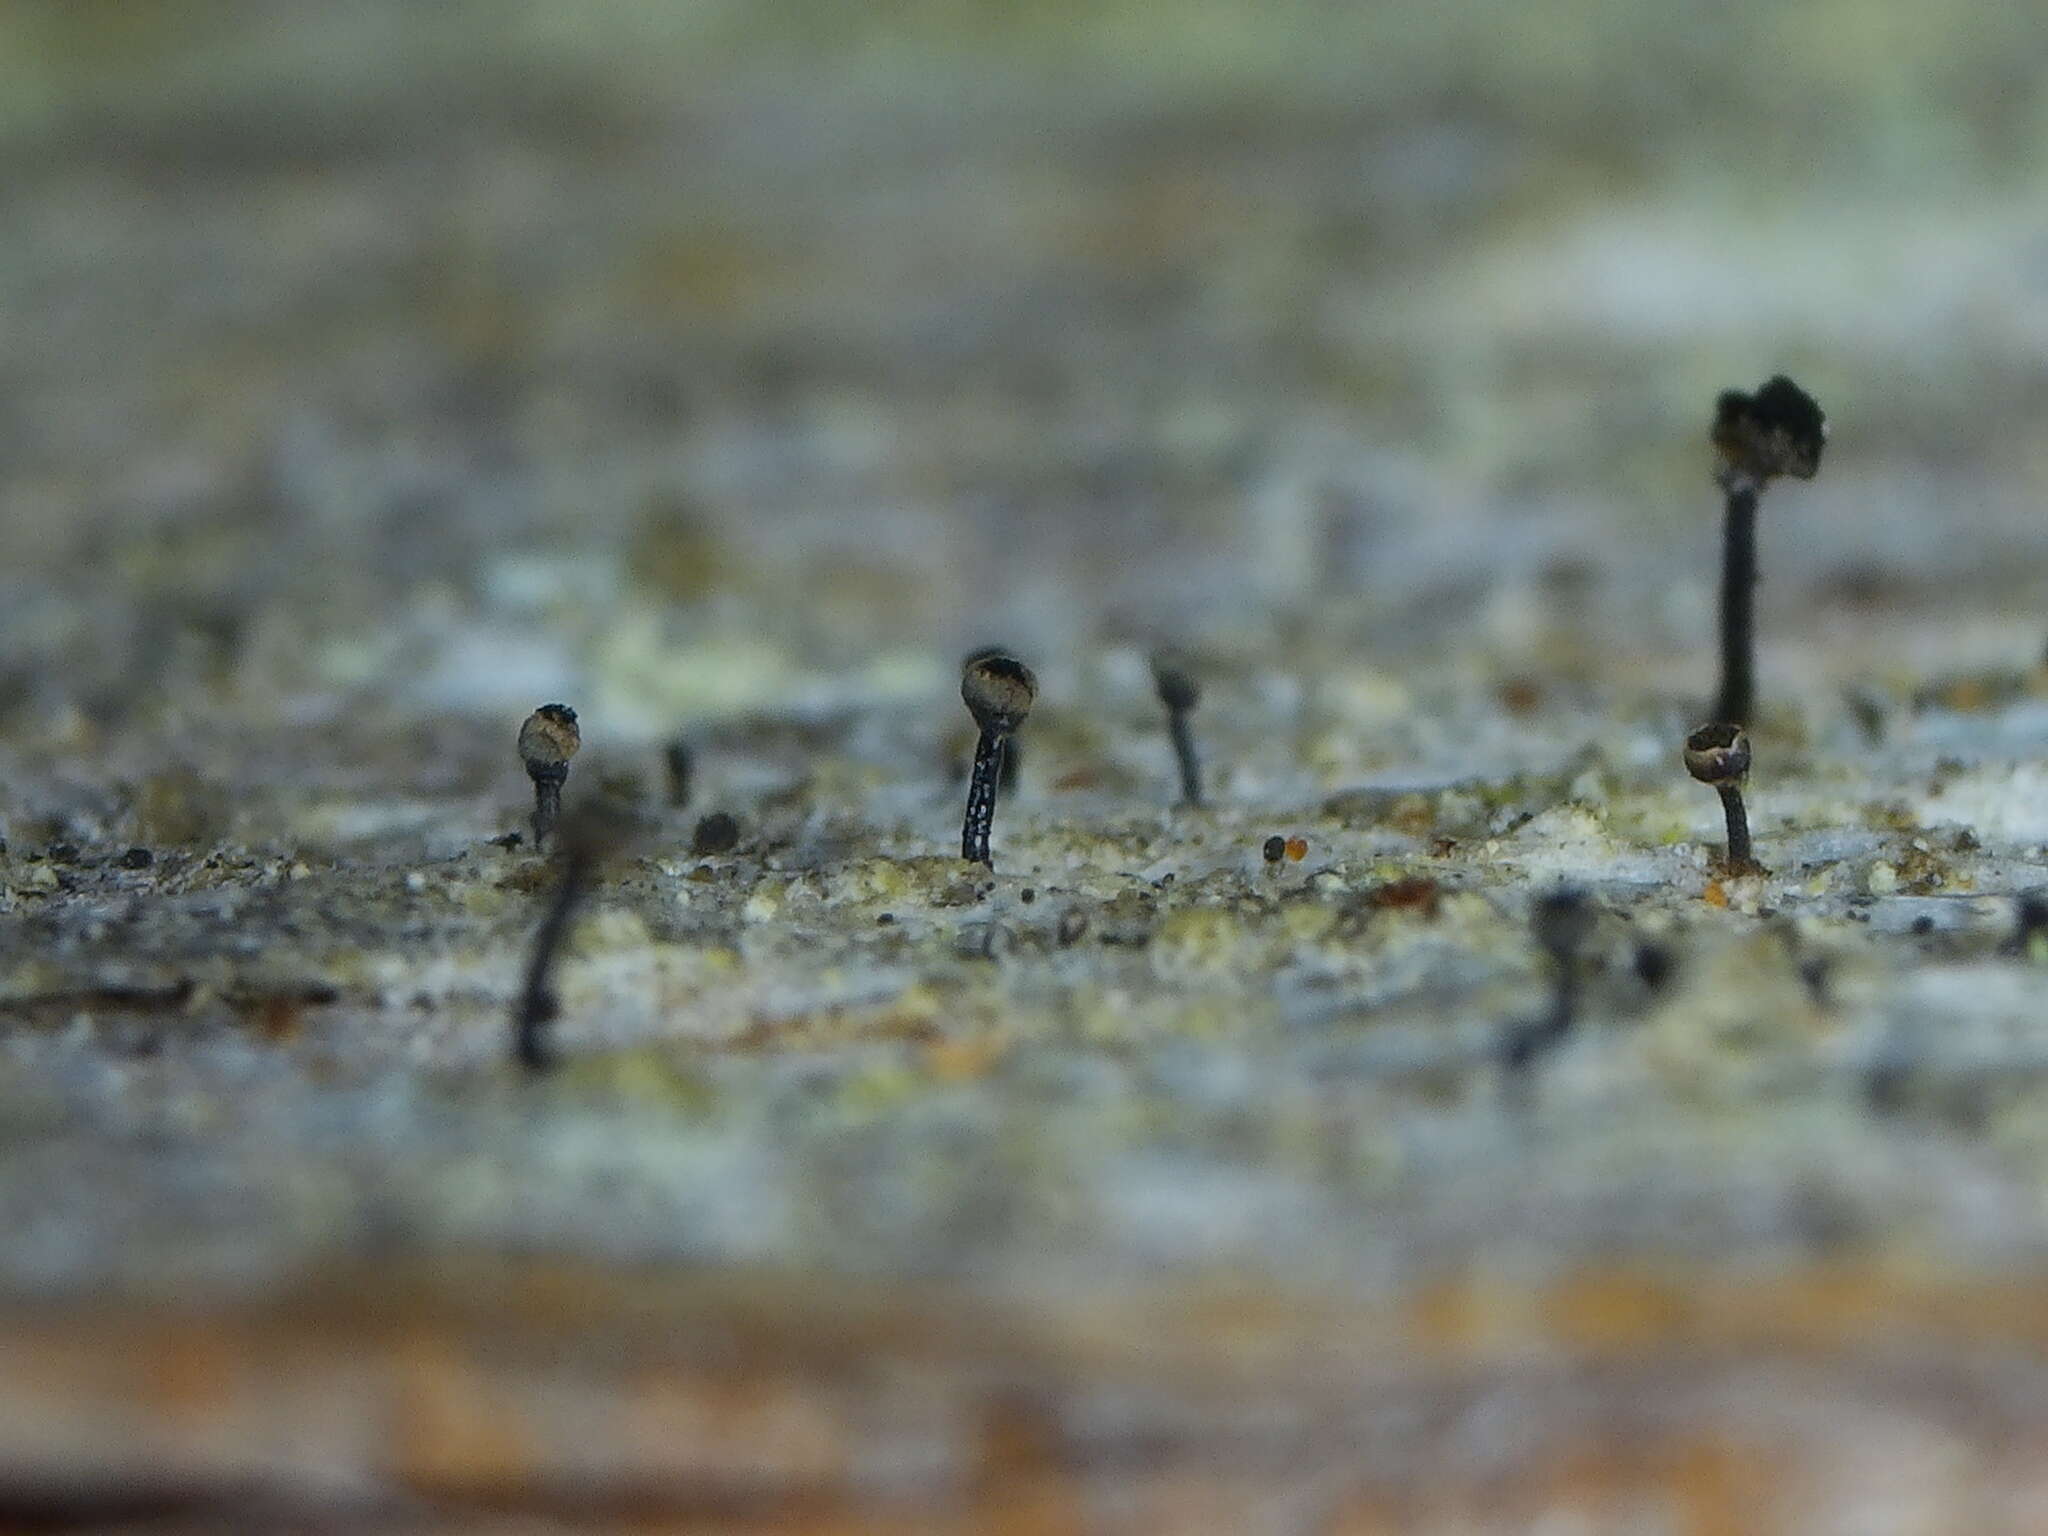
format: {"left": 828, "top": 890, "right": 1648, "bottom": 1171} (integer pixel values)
{"left": 10, "top": 2, "right": 2048, "bottom": 1528}
{"left": 5, "top": 0, "right": 2048, "bottom": 745}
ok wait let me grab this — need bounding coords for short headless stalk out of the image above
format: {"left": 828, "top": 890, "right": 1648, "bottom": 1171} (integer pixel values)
{"left": 1715, "top": 485, "right": 1759, "bottom": 725}
{"left": 958, "top": 651, "right": 1037, "bottom": 869}
{"left": 513, "top": 841, "right": 593, "bottom": 1071}
{"left": 1708, "top": 376, "right": 1827, "bottom": 726}
{"left": 663, "top": 738, "right": 693, "bottom": 808}
{"left": 1150, "top": 653, "right": 1203, "bottom": 808}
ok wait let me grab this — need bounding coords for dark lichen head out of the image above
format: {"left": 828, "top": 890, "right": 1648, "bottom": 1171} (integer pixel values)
{"left": 1683, "top": 721, "right": 1751, "bottom": 787}
{"left": 1149, "top": 650, "right": 1200, "bottom": 713}
{"left": 518, "top": 704, "right": 581, "bottom": 771}
{"left": 1712, "top": 374, "right": 1827, "bottom": 486}
{"left": 962, "top": 651, "right": 1036, "bottom": 735}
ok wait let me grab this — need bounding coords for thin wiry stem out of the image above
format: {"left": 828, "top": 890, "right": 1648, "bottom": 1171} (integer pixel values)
{"left": 1718, "top": 785, "right": 1752, "bottom": 869}
{"left": 1716, "top": 485, "right": 1759, "bottom": 725}
{"left": 1168, "top": 709, "right": 1202, "bottom": 807}
{"left": 961, "top": 731, "right": 1007, "bottom": 866}
{"left": 530, "top": 766, "right": 567, "bottom": 847}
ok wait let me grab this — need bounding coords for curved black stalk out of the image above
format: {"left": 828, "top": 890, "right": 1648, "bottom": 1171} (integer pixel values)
{"left": 513, "top": 843, "right": 593, "bottom": 1071}
{"left": 1501, "top": 890, "right": 1591, "bottom": 1073}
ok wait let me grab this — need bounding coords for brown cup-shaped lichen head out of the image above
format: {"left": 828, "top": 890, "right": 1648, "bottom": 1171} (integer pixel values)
{"left": 518, "top": 704, "right": 581, "bottom": 775}
{"left": 1711, "top": 375, "right": 1827, "bottom": 488}
{"left": 1149, "top": 650, "right": 1201, "bottom": 714}
{"left": 1684, "top": 722, "right": 1751, "bottom": 787}
{"left": 961, "top": 652, "right": 1037, "bottom": 736}
{"left": 518, "top": 703, "right": 581, "bottom": 848}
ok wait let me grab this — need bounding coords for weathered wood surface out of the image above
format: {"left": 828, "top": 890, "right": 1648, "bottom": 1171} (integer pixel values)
{"left": 7, "top": 4, "right": 2048, "bottom": 1529}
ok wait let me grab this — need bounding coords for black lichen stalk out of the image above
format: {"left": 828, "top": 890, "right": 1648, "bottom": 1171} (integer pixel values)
{"left": 958, "top": 650, "right": 1037, "bottom": 868}
{"left": 1717, "top": 780, "right": 1752, "bottom": 869}
{"left": 1684, "top": 722, "right": 1758, "bottom": 874}
{"left": 1169, "top": 714, "right": 1201, "bottom": 807}
{"left": 663, "top": 737, "right": 693, "bottom": 808}
{"left": 517, "top": 704, "right": 581, "bottom": 848}
{"left": 1501, "top": 888, "right": 1594, "bottom": 1073}
{"left": 962, "top": 730, "right": 1009, "bottom": 865}
{"left": 1715, "top": 483, "right": 1760, "bottom": 726}
{"left": 531, "top": 767, "right": 566, "bottom": 845}
{"left": 1708, "top": 375, "right": 1827, "bottom": 726}
{"left": 513, "top": 841, "right": 594, "bottom": 1072}
{"left": 1150, "top": 652, "right": 1203, "bottom": 808}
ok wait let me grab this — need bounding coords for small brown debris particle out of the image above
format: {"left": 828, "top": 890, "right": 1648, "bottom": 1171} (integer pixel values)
{"left": 1262, "top": 835, "right": 1287, "bottom": 863}
{"left": 1369, "top": 876, "right": 1441, "bottom": 914}
{"left": 1284, "top": 836, "right": 1308, "bottom": 862}
{"left": 1497, "top": 677, "right": 1542, "bottom": 716}
{"left": 1702, "top": 879, "right": 1729, "bottom": 908}
{"left": 1389, "top": 794, "right": 1434, "bottom": 836}
{"left": 255, "top": 996, "right": 303, "bottom": 1043}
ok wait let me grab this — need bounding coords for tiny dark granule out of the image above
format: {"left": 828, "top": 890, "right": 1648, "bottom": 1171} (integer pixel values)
{"left": 1633, "top": 942, "right": 1676, "bottom": 993}
{"left": 1020, "top": 887, "right": 1036, "bottom": 903}
{"left": 47, "top": 843, "right": 79, "bottom": 864}
{"left": 119, "top": 847, "right": 153, "bottom": 869}
{"left": 876, "top": 912, "right": 895, "bottom": 925}
{"left": 1911, "top": 914, "right": 1935, "bottom": 935}
{"left": 1262, "top": 835, "right": 1287, "bottom": 863}
{"left": 2019, "top": 894, "right": 2048, "bottom": 935}
{"left": 691, "top": 812, "right": 740, "bottom": 855}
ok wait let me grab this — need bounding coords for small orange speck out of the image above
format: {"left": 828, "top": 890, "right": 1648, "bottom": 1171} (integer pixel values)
{"left": 1702, "top": 879, "right": 1728, "bottom": 908}
{"left": 1284, "top": 836, "right": 1308, "bottom": 862}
